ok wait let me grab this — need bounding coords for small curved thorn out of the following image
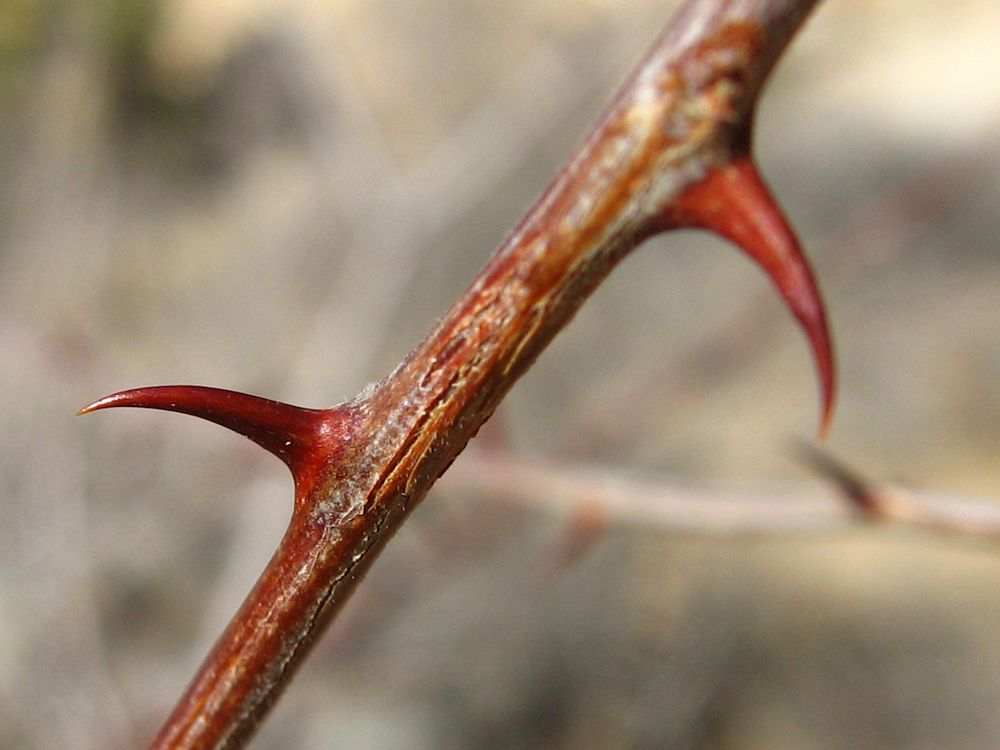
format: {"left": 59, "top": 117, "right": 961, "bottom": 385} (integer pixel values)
{"left": 78, "top": 385, "right": 335, "bottom": 477}
{"left": 671, "top": 156, "right": 835, "bottom": 437}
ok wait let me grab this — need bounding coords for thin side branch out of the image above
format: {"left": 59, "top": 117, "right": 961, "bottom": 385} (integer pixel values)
{"left": 443, "top": 449, "right": 1000, "bottom": 543}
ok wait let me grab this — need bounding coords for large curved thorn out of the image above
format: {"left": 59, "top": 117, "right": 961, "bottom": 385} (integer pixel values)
{"left": 674, "top": 157, "right": 835, "bottom": 436}
{"left": 78, "top": 385, "right": 339, "bottom": 484}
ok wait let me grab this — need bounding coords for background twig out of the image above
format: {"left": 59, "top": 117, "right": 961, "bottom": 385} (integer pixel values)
{"left": 442, "top": 447, "right": 1000, "bottom": 542}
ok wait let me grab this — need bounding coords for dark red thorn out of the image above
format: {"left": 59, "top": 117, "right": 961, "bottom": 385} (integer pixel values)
{"left": 670, "top": 157, "right": 835, "bottom": 437}
{"left": 78, "top": 385, "right": 344, "bottom": 495}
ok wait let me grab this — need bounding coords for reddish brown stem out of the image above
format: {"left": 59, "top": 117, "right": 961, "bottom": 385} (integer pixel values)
{"left": 81, "top": 0, "right": 830, "bottom": 747}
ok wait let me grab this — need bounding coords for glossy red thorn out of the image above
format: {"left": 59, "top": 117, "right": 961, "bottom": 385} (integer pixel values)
{"left": 78, "top": 386, "right": 342, "bottom": 488}
{"left": 673, "top": 157, "right": 835, "bottom": 437}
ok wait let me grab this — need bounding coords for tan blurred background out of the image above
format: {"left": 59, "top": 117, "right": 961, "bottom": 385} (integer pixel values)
{"left": 1, "top": 0, "right": 998, "bottom": 748}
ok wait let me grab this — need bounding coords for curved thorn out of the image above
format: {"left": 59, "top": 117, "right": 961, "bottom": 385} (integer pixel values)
{"left": 673, "top": 157, "right": 835, "bottom": 437}
{"left": 78, "top": 385, "right": 336, "bottom": 478}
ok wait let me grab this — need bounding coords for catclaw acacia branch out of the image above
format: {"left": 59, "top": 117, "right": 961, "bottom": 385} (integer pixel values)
{"left": 80, "top": 0, "right": 832, "bottom": 747}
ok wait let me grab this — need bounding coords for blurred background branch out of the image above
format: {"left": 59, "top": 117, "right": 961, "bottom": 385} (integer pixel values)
{"left": 442, "top": 447, "right": 1000, "bottom": 542}
{"left": 1, "top": 1, "right": 997, "bottom": 748}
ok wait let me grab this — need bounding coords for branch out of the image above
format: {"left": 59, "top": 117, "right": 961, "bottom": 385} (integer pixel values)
{"left": 80, "top": 1, "right": 830, "bottom": 747}
{"left": 442, "top": 449, "right": 1000, "bottom": 544}
{"left": 795, "top": 444, "right": 1000, "bottom": 543}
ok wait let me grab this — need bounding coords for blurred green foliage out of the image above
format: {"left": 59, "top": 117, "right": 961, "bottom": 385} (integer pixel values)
{"left": 0, "top": 0, "right": 53, "bottom": 103}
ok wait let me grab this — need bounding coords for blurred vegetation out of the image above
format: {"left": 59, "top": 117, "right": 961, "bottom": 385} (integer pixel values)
{"left": 0, "top": 0, "right": 51, "bottom": 100}
{"left": 0, "top": 1, "right": 997, "bottom": 749}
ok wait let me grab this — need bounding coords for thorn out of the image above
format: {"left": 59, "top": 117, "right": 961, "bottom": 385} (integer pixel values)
{"left": 669, "top": 157, "right": 836, "bottom": 437}
{"left": 793, "top": 440, "right": 883, "bottom": 518}
{"left": 78, "top": 386, "right": 344, "bottom": 492}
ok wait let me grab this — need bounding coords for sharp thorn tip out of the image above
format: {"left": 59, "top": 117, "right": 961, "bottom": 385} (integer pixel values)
{"left": 671, "top": 156, "right": 837, "bottom": 434}
{"left": 76, "top": 386, "right": 346, "bottom": 487}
